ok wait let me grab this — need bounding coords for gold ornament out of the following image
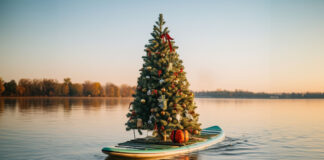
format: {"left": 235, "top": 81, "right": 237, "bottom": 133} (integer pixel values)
{"left": 161, "top": 111, "right": 165, "bottom": 116}
{"left": 168, "top": 117, "right": 172, "bottom": 122}
{"left": 141, "top": 99, "right": 146, "bottom": 104}
{"left": 161, "top": 88, "right": 166, "bottom": 92}
{"left": 146, "top": 66, "right": 152, "bottom": 70}
{"left": 194, "top": 130, "right": 199, "bottom": 135}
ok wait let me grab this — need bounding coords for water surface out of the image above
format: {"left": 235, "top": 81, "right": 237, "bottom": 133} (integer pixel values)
{"left": 0, "top": 98, "right": 324, "bottom": 160}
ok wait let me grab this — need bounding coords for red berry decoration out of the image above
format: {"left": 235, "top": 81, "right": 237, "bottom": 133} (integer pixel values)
{"left": 153, "top": 89, "right": 158, "bottom": 95}
{"left": 160, "top": 126, "right": 165, "bottom": 131}
{"left": 158, "top": 70, "right": 162, "bottom": 77}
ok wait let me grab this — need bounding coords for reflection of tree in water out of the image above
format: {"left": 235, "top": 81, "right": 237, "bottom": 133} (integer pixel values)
{"left": 82, "top": 98, "right": 104, "bottom": 110}
{"left": 0, "top": 98, "right": 134, "bottom": 114}
{"left": 105, "top": 153, "right": 198, "bottom": 160}
{"left": 0, "top": 99, "right": 4, "bottom": 115}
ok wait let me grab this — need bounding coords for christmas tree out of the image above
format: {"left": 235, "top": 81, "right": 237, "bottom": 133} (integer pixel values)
{"left": 126, "top": 14, "right": 201, "bottom": 140}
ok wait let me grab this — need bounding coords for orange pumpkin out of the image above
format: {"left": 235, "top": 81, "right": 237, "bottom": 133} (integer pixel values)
{"left": 170, "top": 130, "right": 189, "bottom": 143}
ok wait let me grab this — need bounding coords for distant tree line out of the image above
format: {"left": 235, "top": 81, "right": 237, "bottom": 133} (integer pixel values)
{"left": 0, "top": 77, "right": 135, "bottom": 97}
{"left": 195, "top": 90, "right": 324, "bottom": 99}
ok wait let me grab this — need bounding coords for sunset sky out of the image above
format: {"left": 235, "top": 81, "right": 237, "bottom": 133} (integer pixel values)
{"left": 1, "top": 0, "right": 324, "bottom": 92}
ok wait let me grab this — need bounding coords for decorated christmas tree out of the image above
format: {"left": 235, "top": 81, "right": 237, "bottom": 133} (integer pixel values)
{"left": 126, "top": 14, "right": 201, "bottom": 140}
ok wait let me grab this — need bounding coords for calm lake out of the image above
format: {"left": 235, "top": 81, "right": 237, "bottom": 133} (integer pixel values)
{"left": 0, "top": 98, "right": 324, "bottom": 160}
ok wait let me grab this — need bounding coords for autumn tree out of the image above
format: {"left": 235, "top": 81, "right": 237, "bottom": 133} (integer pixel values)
{"left": 42, "top": 79, "right": 58, "bottom": 96}
{"left": 105, "top": 83, "right": 120, "bottom": 97}
{"left": 0, "top": 78, "right": 5, "bottom": 96}
{"left": 3, "top": 80, "right": 17, "bottom": 96}
{"left": 17, "top": 79, "right": 32, "bottom": 96}
{"left": 70, "top": 83, "right": 83, "bottom": 96}
{"left": 62, "top": 78, "right": 72, "bottom": 96}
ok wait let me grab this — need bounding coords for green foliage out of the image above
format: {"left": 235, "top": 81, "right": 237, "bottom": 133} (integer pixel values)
{"left": 126, "top": 14, "right": 201, "bottom": 139}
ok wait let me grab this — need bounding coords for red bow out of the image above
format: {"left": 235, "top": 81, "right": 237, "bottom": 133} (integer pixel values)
{"left": 161, "top": 33, "right": 174, "bottom": 52}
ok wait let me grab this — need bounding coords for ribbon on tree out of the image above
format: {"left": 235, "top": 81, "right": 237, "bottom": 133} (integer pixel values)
{"left": 161, "top": 33, "right": 174, "bottom": 52}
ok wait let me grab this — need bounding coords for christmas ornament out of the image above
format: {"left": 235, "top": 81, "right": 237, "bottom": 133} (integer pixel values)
{"left": 171, "top": 84, "right": 175, "bottom": 88}
{"left": 158, "top": 70, "right": 162, "bottom": 77}
{"left": 147, "top": 90, "right": 151, "bottom": 95}
{"left": 150, "top": 108, "right": 154, "bottom": 112}
{"left": 160, "top": 126, "right": 165, "bottom": 131}
{"left": 146, "top": 76, "right": 150, "bottom": 79}
{"left": 148, "top": 120, "right": 152, "bottom": 124}
{"left": 194, "top": 130, "right": 199, "bottom": 135}
{"left": 153, "top": 89, "right": 158, "bottom": 95}
{"left": 161, "top": 33, "right": 174, "bottom": 51}
{"left": 174, "top": 78, "right": 179, "bottom": 83}
{"left": 158, "top": 95, "right": 167, "bottom": 109}
{"left": 137, "top": 86, "right": 142, "bottom": 90}
{"left": 146, "top": 66, "right": 152, "bottom": 70}
{"left": 168, "top": 117, "right": 172, "bottom": 122}
{"left": 161, "top": 111, "right": 165, "bottom": 116}
{"left": 176, "top": 113, "right": 181, "bottom": 121}
{"left": 161, "top": 88, "right": 166, "bottom": 92}
{"left": 167, "top": 63, "right": 173, "bottom": 71}
{"left": 137, "top": 118, "right": 143, "bottom": 128}
{"left": 182, "top": 104, "right": 186, "bottom": 108}
{"left": 174, "top": 72, "right": 178, "bottom": 77}
{"left": 180, "top": 68, "right": 183, "bottom": 73}
{"left": 159, "top": 79, "right": 164, "bottom": 84}
{"left": 141, "top": 99, "right": 146, "bottom": 104}
{"left": 142, "top": 88, "right": 147, "bottom": 92}
{"left": 170, "top": 130, "right": 189, "bottom": 143}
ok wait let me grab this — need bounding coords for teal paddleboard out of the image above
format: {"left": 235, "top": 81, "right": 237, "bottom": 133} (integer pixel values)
{"left": 102, "top": 125, "right": 225, "bottom": 158}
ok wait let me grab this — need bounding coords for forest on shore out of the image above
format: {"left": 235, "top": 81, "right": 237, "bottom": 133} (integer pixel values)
{"left": 1, "top": 78, "right": 323, "bottom": 99}
{"left": 0, "top": 78, "right": 135, "bottom": 97}
{"left": 194, "top": 90, "right": 324, "bottom": 99}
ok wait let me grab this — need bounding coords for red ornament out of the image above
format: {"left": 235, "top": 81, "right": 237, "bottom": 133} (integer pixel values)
{"left": 170, "top": 130, "right": 189, "bottom": 143}
{"left": 161, "top": 126, "right": 165, "bottom": 131}
{"left": 158, "top": 70, "right": 162, "bottom": 77}
{"left": 171, "top": 84, "right": 175, "bottom": 88}
{"left": 153, "top": 89, "right": 158, "bottom": 95}
{"left": 180, "top": 68, "right": 183, "bottom": 73}
{"left": 174, "top": 72, "right": 178, "bottom": 77}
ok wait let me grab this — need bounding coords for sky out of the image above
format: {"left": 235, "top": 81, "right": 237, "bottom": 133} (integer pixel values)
{"left": 0, "top": 0, "right": 324, "bottom": 92}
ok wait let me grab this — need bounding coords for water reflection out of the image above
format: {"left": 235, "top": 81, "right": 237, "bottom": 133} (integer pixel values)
{"left": 0, "top": 97, "right": 133, "bottom": 115}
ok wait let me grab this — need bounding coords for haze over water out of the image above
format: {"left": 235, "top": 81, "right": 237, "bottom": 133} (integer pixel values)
{"left": 0, "top": 97, "right": 323, "bottom": 160}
